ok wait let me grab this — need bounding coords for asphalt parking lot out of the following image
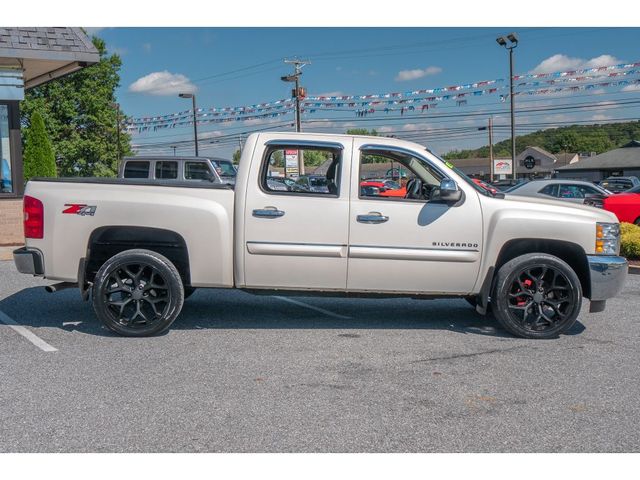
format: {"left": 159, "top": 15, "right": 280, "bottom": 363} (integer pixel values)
{"left": 0, "top": 259, "right": 639, "bottom": 453}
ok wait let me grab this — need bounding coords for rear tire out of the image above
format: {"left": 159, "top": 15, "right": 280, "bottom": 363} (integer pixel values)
{"left": 92, "top": 249, "right": 184, "bottom": 337}
{"left": 492, "top": 253, "right": 582, "bottom": 339}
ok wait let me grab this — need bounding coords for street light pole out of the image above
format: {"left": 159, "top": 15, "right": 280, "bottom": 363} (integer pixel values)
{"left": 179, "top": 93, "right": 199, "bottom": 156}
{"left": 497, "top": 32, "right": 519, "bottom": 180}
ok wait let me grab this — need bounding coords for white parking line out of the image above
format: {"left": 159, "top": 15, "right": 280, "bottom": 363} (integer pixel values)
{"left": 0, "top": 310, "right": 57, "bottom": 352}
{"left": 274, "top": 296, "right": 351, "bottom": 320}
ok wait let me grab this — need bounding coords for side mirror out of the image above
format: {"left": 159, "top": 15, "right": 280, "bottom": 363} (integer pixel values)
{"left": 440, "top": 178, "right": 462, "bottom": 202}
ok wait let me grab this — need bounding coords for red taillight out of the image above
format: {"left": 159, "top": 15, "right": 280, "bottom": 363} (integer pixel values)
{"left": 23, "top": 195, "right": 44, "bottom": 239}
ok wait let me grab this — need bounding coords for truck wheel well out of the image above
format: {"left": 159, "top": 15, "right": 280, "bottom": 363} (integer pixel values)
{"left": 494, "top": 238, "right": 590, "bottom": 298}
{"left": 85, "top": 226, "right": 190, "bottom": 286}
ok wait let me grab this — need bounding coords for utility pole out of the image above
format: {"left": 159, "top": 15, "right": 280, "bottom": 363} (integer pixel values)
{"left": 282, "top": 59, "right": 310, "bottom": 176}
{"left": 496, "top": 33, "right": 519, "bottom": 180}
{"left": 478, "top": 117, "right": 495, "bottom": 182}
{"left": 489, "top": 117, "right": 494, "bottom": 182}
{"left": 171, "top": 145, "right": 177, "bottom": 156}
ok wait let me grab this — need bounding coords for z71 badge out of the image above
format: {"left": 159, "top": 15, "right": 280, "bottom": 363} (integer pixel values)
{"left": 62, "top": 204, "right": 97, "bottom": 216}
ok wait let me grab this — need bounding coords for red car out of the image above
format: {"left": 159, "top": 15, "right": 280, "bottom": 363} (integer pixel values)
{"left": 472, "top": 178, "right": 498, "bottom": 195}
{"left": 603, "top": 185, "right": 640, "bottom": 225}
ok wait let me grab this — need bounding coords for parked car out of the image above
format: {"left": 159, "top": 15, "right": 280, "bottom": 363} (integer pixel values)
{"left": 360, "top": 178, "right": 401, "bottom": 193}
{"left": 119, "top": 156, "right": 224, "bottom": 184}
{"left": 507, "top": 179, "right": 612, "bottom": 204}
{"left": 472, "top": 178, "right": 498, "bottom": 195}
{"left": 599, "top": 176, "right": 640, "bottom": 194}
{"left": 14, "top": 132, "right": 627, "bottom": 340}
{"left": 296, "top": 175, "right": 331, "bottom": 193}
{"left": 266, "top": 176, "right": 309, "bottom": 193}
{"left": 602, "top": 185, "right": 640, "bottom": 225}
{"left": 492, "top": 179, "right": 527, "bottom": 191}
{"left": 209, "top": 159, "right": 238, "bottom": 185}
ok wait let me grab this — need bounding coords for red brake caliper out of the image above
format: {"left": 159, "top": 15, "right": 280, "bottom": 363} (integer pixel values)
{"left": 517, "top": 279, "right": 533, "bottom": 306}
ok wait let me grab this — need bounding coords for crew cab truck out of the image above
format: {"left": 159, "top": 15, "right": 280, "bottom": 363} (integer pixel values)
{"left": 13, "top": 132, "right": 628, "bottom": 339}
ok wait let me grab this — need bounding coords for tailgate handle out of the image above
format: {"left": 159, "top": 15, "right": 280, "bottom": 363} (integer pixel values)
{"left": 253, "top": 207, "right": 285, "bottom": 218}
{"left": 357, "top": 212, "right": 389, "bottom": 224}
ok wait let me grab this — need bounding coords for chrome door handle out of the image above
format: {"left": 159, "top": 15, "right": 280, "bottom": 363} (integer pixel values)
{"left": 253, "top": 207, "right": 285, "bottom": 218}
{"left": 357, "top": 213, "right": 389, "bottom": 224}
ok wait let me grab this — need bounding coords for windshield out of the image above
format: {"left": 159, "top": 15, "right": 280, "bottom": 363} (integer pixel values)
{"left": 210, "top": 160, "right": 236, "bottom": 177}
{"left": 425, "top": 149, "right": 494, "bottom": 197}
{"left": 627, "top": 185, "right": 640, "bottom": 194}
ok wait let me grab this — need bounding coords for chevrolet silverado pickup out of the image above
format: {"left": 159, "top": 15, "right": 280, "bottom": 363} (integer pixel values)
{"left": 13, "top": 132, "right": 628, "bottom": 339}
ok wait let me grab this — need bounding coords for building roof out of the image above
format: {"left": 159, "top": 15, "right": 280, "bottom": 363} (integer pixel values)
{"left": 557, "top": 140, "right": 640, "bottom": 171}
{"left": 0, "top": 28, "right": 99, "bottom": 89}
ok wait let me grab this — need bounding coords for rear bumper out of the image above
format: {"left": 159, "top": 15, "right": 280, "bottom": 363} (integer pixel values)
{"left": 13, "top": 247, "right": 44, "bottom": 276}
{"left": 587, "top": 255, "right": 627, "bottom": 302}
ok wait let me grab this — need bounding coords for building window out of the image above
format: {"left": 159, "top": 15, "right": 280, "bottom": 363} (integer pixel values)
{"left": 0, "top": 104, "right": 13, "bottom": 193}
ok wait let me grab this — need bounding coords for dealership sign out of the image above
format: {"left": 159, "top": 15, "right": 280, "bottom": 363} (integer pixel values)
{"left": 285, "top": 149, "right": 299, "bottom": 177}
{"left": 493, "top": 159, "right": 513, "bottom": 175}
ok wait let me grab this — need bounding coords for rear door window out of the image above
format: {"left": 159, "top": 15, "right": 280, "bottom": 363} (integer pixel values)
{"left": 155, "top": 161, "right": 178, "bottom": 179}
{"left": 123, "top": 161, "right": 150, "bottom": 179}
{"left": 539, "top": 184, "right": 558, "bottom": 197}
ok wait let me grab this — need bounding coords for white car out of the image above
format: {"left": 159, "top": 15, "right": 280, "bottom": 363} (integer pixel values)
{"left": 14, "top": 132, "right": 628, "bottom": 339}
{"left": 507, "top": 179, "right": 611, "bottom": 204}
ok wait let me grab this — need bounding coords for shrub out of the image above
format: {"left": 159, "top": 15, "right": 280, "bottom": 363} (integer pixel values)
{"left": 23, "top": 110, "right": 57, "bottom": 182}
{"left": 620, "top": 222, "right": 640, "bottom": 259}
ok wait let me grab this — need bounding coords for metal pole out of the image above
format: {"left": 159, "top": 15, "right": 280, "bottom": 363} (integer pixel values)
{"left": 489, "top": 117, "right": 494, "bottom": 182}
{"left": 509, "top": 47, "right": 516, "bottom": 180}
{"left": 115, "top": 104, "right": 121, "bottom": 164}
{"left": 294, "top": 75, "right": 301, "bottom": 133}
{"left": 192, "top": 95, "right": 199, "bottom": 156}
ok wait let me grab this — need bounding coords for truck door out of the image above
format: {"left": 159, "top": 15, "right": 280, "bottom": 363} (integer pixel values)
{"left": 243, "top": 139, "right": 351, "bottom": 290}
{"left": 347, "top": 141, "right": 483, "bottom": 294}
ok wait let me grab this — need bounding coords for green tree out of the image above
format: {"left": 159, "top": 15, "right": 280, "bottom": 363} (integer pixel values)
{"left": 20, "top": 35, "right": 131, "bottom": 177}
{"left": 23, "top": 110, "right": 57, "bottom": 181}
{"left": 346, "top": 128, "right": 378, "bottom": 136}
{"left": 232, "top": 149, "right": 241, "bottom": 164}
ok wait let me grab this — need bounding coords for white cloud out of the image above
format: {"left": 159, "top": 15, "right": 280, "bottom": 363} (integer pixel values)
{"left": 128, "top": 71, "right": 197, "bottom": 96}
{"left": 395, "top": 66, "right": 442, "bottom": 82}
{"left": 200, "top": 130, "right": 223, "bottom": 140}
{"left": 316, "top": 91, "right": 344, "bottom": 97}
{"left": 531, "top": 54, "right": 623, "bottom": 73}
{"left": 622, "top": 84, "right": 640, "bottom": 92}
{"left": 590, "top": 114, "right": 612, "bottom": 121}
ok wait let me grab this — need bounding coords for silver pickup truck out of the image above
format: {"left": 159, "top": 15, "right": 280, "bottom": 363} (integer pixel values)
{"left": 13, "top": 132, "right": 628, "bottom": 339}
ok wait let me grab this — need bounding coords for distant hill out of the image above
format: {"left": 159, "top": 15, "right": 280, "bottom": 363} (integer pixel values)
{"left": 442, "top": 121, "right": 640, "bottom": 160}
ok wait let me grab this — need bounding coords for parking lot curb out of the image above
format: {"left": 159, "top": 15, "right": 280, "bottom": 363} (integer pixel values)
{"left": 629, "top": 264, "right": 640, "bottom": 275}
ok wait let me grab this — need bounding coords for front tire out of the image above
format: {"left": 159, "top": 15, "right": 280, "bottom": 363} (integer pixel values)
{"left": 92, "top": 249, "right": 184, "bottom": 337}
{"left": 492, "top": 253, "right": 582, "bottom": 339}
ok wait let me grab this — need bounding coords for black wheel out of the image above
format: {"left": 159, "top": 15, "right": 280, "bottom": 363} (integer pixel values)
{"left": 184, "top": 287, "right": 197, "bottom": 299}
{"left": 492, "top": 253, "right": 582, "bottom": 339}
{"left": 92, "top": 249, "right": 184, "bottom": 337}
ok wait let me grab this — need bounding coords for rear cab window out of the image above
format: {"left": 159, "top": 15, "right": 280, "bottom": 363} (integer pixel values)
{"left": 123, "top": 161, "right": 150, "bottom": 179}
{"left": 155, "top": 161, "right": 178, "bottom": 180}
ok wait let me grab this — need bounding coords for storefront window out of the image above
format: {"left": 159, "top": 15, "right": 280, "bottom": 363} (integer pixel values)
{"left": 0, "top": 104, "right": 13, "bottom": 193}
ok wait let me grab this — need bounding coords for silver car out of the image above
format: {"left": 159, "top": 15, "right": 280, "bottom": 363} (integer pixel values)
{"left": 507, "top": 179, "right": 611, "bottom": 204}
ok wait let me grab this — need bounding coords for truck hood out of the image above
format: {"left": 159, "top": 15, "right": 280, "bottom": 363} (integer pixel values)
{"left": 501, "top": 193, "right": 619, "bottom": 223}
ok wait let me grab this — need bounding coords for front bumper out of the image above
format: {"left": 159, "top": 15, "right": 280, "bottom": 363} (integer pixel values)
{"left": 587, "top": 255, "right": 627, "bottom": 302}
{"left": 13, "top": 247, "right": 44, "bottom": 276}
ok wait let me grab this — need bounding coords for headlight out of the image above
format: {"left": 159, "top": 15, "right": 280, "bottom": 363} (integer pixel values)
{"left": 595, "top": 222, "right": 620, "bottom": 255}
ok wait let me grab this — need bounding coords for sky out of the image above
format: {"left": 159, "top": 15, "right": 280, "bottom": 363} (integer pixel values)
{"left": 89, "top": 27, "right": 640, "bottom": 158}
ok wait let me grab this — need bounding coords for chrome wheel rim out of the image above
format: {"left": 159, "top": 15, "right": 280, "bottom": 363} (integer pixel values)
{"left": 103, "top": 263, "right": 170, "bottom": 328}
{"left": 507, "top": 264, "right": 576, "bottom": 332}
